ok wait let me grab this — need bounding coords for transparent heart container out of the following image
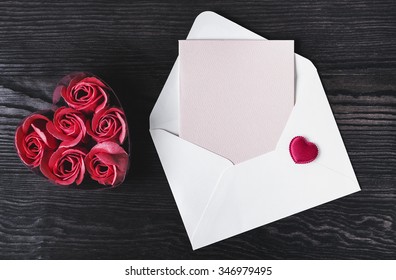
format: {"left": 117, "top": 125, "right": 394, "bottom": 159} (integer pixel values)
{"left": 14, "top": 72, "right": 130, "bottom": 189}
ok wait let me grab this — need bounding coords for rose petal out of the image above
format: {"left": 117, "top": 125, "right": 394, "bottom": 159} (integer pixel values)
{"left": 76, "top": 93, "right": 106, "bottom": 113}
{"left": 40, "top": 149, "right": 58, "bottom": 182}
{"left": 94, "top": 87, "right": 108, "bottom": 113}
{"left": 91, "top": 141, "right": 128, "bottom": 156}
{"left": 55, "top": 106, "right": 77, "bottom": 116}
{"left": 57, "top": 172, "right": 79, "bottom": 186}
{"left": 59, "top": 133, "right": 82, "bottom": 148}
{"left": 67, "top": 73, "right": 87, "bottom": 90}
{"left": 47, "top": 121, "right": 74, "bottom": 142}
{"left": 31, "top": 123, "right": 52, "bottom": 148}
{"left": 90, "top": 109, "right": 103, "bottom": 130}
{"left": 53, "top": 85, "right": 65, "bottom": 104}
{"left": 96, "top": 152, "right": 128, "bottom": 172}
{"left": 85, "top": 119, "right": 94, "bottom": 136}
{"left": 22, "top": 114, "right": 50, "bottom": 133}
{"left": 111, "top": 165, "right": 118, "bottom": 186}
{"left": 76, "top": 159, "right": 85, "bottom": 185}
{"left": 15, "top": 126, "right": 32, "bottom": 166}
{"left": 79, "top": 77, "right": 107, "bottom": 89}
{"left": 115, "top": 111, "right": 126, "bottom": 144}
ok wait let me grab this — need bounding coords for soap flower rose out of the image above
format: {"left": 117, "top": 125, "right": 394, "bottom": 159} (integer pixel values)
{"left": 46, "top": 107, "right": 87, "bottom": 148}
{"left": 40, "top": 146, "right": 87, "bottom": 185}
{"left": 59, "top": 73, "right": 108, "bottom": 114}
{"left": 85, "top": 141, "right": 128, "bottom": 186}
{"left": 87, "top": 107, "right": 127, "bottom": 144}
{"left": 15, "top": 113, "right": 58, "bottom": 167}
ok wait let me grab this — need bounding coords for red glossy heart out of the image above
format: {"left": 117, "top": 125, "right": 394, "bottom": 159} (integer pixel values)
{"left": 289, "top": 136, "right": 318, "bottom": 164}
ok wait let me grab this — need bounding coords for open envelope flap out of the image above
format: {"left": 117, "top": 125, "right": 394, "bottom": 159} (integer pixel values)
{"left": 149, "top": 59, "right": 180, "bottom": 135}
{"left": 275, "top": 56, "right": 359, "bottom": 180}
{"left": 191, "top": 149, "right": 360, "bottom": 249}
{"left": 150, "top": 129, "right": 233, "bottom": 238}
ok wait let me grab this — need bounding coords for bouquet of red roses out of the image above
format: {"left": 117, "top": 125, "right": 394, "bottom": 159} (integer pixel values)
{"left": 15, "top": 73, "right": 130, "bottom": 188}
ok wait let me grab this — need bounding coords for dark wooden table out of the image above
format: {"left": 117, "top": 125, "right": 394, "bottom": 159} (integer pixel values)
{"left": 0, "top": 0, "right": 395, "bottom": 259}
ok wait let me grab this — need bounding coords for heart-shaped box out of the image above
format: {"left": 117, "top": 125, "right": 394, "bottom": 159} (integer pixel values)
{"left": 15, "top": 72, "right": 130, "bottom": 189}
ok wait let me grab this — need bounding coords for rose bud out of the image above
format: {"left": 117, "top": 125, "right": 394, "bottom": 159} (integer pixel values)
{"left": 86, "top": 107, "right": 127, "bottom": 144}
{"left": 40, "top": 147, "right": 87, "bottom": 185}
{"left": 60, "top": 74, "right": 108, "bottom": 114}
{"left": 46, "top": 107, "right": 87, "bottom": 148}
{"left": 15, "top": 114, "right": 58, "bottom": 168}
{"left": 85, "top": 142, "right": 129, "bottom": 186}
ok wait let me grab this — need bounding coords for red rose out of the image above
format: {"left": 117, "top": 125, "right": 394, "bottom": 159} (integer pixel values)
{"left": 60, "top": 74, "right": 108, "bottom": 114}
{"left": 15, "top": 114, "right": 58, "bottom": 167}
{"left": 85, "top": 142, "right": 128, "bottom": 186}
{"left": 46, "top": 107, "right": 87, "bottom": 148}
{"left": 87, "top": 107, "right": 127, "bottom": 144}
{"left": 40, "top": 147, "right": 87, "bottom": 185}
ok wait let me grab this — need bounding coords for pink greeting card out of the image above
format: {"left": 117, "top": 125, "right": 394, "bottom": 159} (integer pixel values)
{"left": 179, "top": 40, "right": 295, "bottom": 164}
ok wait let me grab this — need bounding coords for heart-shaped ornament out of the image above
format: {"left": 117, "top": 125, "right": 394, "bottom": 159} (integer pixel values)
{"left": 15, "top": 72, "right": 130, "bottom": 188}
{"left": 289, "top": 136, "right": 318, "bottom": 164}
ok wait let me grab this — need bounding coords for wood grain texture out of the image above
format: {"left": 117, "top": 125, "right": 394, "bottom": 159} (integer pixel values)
{"left": 0, "top": 0, "right": 395, "bottom": 259}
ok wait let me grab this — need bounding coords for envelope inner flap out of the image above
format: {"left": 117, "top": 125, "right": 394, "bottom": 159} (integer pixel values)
{"left": 179, "top": 40, "right": 294, "bottom": 164}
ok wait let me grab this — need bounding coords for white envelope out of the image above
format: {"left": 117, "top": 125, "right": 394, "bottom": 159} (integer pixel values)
{"left": 149, "top": 11, "right": 361, "bottom": 250}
